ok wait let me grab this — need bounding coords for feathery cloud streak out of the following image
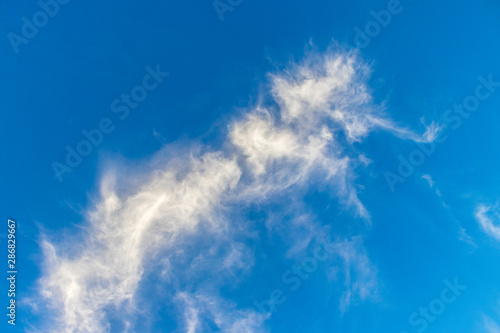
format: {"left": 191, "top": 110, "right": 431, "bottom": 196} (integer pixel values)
{"left": 34, "top": 47, "right": 435, "bottom": 332}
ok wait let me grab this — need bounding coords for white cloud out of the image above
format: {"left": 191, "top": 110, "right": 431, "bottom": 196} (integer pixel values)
{"left": 331, "top": 236, "right": 379, "bottom": 313}
{"left": 176, "top": 292, "right": 268, "bottom": 333}
{"left": 421, "top": 174, "right": 435, "bottom": 188}
{"left": 475, "top": 204, "right": 500, "bottom": 241}
{"left": 420, "top": 175, "right": 477, "bottom": 247}
{"left": 421, "top": 174, "right": 442, "bottom": 197}
{"left": 269, "top": 50, "right": 437, "bottom": 144}
{"left": 37, "top": 153, "right": 242, "bottom": 332}
{"left": 458, "top": 225, "right": 477, "bottom": 248}
{"left": 421, "top": 120, "right": 445, "bottom": 143}
{"left": 229, "top": 109, "right": 363, "bottom": 217}
{"left": 34, "top": 46, "right": 432, "bottom": 332}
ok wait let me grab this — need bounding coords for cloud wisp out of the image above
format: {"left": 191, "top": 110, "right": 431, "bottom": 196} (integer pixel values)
{"left": 33, "top": 46, "right": 435, "bottom": 332}
{"left": 475, "top": 204, "right": 500, "bottom": 242}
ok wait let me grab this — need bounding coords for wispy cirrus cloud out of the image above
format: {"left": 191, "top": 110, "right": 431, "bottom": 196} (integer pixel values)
{"left": 176, "top": 292, "right": 268, "bottom": 333}
{"left": 420, "top": 175, "right": 477, "bottom": 247}
{"left": 475, "top": 204, "right": 500, "bottom": 242}
{"left": 482, "top": 315, "right": 500, "bottom": 333}
{"left": 32, "top": 45, "right": 436, "bottom": 332}
{"left": 38, "top": 152, "right": 242, "bottom": 332}
{"left": 328, "top": 236, "right": 379, "bottom": 313}
{"left": 421, "top": 174, "right": 442, "bottom": 197}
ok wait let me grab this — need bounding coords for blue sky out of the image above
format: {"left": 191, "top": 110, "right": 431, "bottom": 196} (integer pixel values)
{"left": 1, "top": 0, "right": 500, "bottom": 332}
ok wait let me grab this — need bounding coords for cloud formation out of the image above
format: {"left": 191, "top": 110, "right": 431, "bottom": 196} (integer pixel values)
{"left": 333, "top": 236, "right": 379, "bottom": 312}
{"left": 34, "top": 46, "right": 435, "bottom": 332}
{"left": 176, "top": 292, "right": 268, "bottom": 333}
{"left": 475, "top": 204, "right": 500, "bottom": 241}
